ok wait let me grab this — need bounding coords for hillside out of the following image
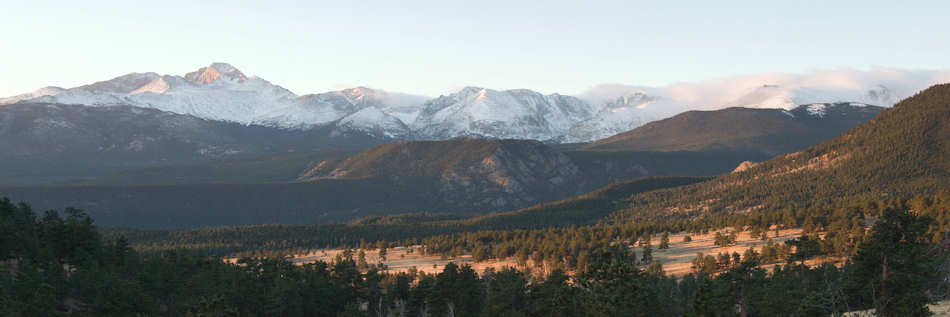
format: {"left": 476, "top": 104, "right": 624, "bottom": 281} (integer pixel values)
{"left": 583, "top": 103, "right": 884, "bottom": 157}
{"left": 612, "top": 84, "right": 950, "bottom": 223}
{"left": 0, "top": 179, "right": 468, "bottom": 229}
{"left": 0, "top": 137, "right": 754, "bottom": 228}
{"left": 103, "top": 176, "right": 709, "bottom": 254}
{"left": 0, "top": 103, "right": 386, "bottom": 185}
{"left": 300, "top": 138, "right": 591, "bottom": 210}
{"left": 77, "top": 149, "right": 358, "bottom": 186}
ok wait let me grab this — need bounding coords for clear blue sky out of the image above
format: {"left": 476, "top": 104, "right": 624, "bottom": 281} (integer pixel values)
{"left": 2, "top": 0, "right": 948, "bottom": 97}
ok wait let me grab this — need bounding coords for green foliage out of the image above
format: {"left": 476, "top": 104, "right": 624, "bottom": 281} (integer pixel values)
{"left": 713, "top": 231, "right": 737, "bottom": 248}
{"left": 3, "top": 198, "right": 950, "bottom": 316}
{"left": 576, "top": 254, "right": 671, "bottom": 316}
{"left": 845, "top": 208, "right": 941, "bottom": 316}
{"left": 483, "top": 267, "right": 529, "bottom": 317}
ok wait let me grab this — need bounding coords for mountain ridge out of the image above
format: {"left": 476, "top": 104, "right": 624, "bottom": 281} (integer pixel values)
{"left": 5, "top": 63, "right": 939, "bottom": 143}
{"left": 583, "top": 102, "right": 884, "bottom": 156}
{"left": 606, "top": 83, "right": 950, "bottom": 225}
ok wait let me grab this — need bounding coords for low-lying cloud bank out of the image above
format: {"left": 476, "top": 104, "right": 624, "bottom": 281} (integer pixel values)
{"left": 579, "top": 67, "right": 950, "bottom": 120}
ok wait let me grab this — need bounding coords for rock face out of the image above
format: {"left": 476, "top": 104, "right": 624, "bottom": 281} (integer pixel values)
{"left": 732, "top": 161, "right": 759, "bottom": 173}
{"left": 299, "top": 138, "right": 588, "bottom": 210}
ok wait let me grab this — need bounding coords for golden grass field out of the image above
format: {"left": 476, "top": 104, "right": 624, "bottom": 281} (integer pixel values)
{"left": 285, "top": 227, "right": 821, "bottom": 277}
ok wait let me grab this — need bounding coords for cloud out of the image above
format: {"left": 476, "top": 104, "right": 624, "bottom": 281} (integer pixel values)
{"left": 581, "top": 68, "right": 950, "bottom": 120}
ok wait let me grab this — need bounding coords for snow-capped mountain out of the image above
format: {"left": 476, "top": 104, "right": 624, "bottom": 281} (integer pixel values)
{"left": 412, "top": 87, "right": 595, "bottom": 140}
{"left": 565, "top": 91, "right": 658, "bottom": 143}
{"left": 4, "top": 63, "right": 427, "bottom": 139}
{"left": 579, "top": 68, "right": 949, "bottom": 128}
{"left": 4, "top": 64, "right": 947, "bottom": 143}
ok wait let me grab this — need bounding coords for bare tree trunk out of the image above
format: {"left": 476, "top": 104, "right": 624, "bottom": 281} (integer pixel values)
{"left": 881, "top": 254, "right": 888, "bottom": 317}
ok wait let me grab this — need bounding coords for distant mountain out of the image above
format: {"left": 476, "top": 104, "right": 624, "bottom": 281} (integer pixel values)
{"left": 299, "top": 138, "right": 590, "bottom": 209}
{"left": 76, "top": 150, "right": 358, "bottom": 186}
{"left": 411, "top": 87, "right": 595, "bottom": 141}
{"left": 607, "top": 84, "right": 950, "bottom": 223}
{"left": 0, "top": 103, "right": 386, "bottom": 185}
{"left": 578, "top": 69, "right": 946, "bottom": 127}
{"left": 565, "top": 92, "right": 656, "bottom": 142}
{"left": 0, "top": 139, "right": 589, "bottom": 228}
{"left": 6, "top": 64, "right": 938, "bottom": 143}
{"left": 583, "top": 103, "right": 884, "bottom": 157}
{"left": 0, "top": 136, "right": 760, "bottom": 228}
{"left": 2, "top": 63, "right": 428, "bottom": 138}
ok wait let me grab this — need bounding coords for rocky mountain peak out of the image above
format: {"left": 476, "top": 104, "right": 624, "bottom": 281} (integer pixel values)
{"left": 185, "top": 62, "right": 247, "bottom": 84}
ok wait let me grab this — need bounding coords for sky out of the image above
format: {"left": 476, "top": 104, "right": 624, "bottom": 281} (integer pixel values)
{"left": 1, "top": 0, "right": 949, "bottom": 97}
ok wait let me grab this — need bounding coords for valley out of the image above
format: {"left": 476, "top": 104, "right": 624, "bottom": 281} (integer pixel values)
{"left": 2, "top": 63, "right": 948, "bottom": 316}
{"left": 281, "top": 228, "right": 809, "bottom": 277}
{"left": 5, "top": 3, "right": 950, "bottom": 315}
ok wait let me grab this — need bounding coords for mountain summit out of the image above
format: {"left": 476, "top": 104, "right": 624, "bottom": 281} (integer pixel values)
{"left": 1, "top": 63, "right": 427, "bottom": 138}
{"left": 184, "top": 62, "right": 248, "bottom": 84}
{"left": 3, "top": 64, "right": 944, "bottom": 142}
{"left": 411, "top": 87, "right": 595, "bottom": 141}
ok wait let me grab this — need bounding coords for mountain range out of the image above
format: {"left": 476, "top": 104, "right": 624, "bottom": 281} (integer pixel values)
{"left": 103, "top": 84, "right": 950, "bottom": 258}
{"left": 0, "top": 100, "right": 884, "bottom": 228}
{"left": 0, "top": 62, "right": 939, "bottom": 229}
{"left": 3, "top": 63, "right": 937, "bottom": 142}
{"left": 0, "top": 102, "right": 385, "bottom": 185}
{"left": 583, "top": 102, "right": 884, "bottom": 156}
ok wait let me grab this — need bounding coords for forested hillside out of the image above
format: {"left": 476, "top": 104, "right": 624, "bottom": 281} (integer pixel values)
{"left": 583, "top": 103, "right": 882, "bottom": 155}
{"left": 104, "top": 177, "right": 708, "bottom": 255}
{"left": 608, "top": 84, "right": 950, "bottom": 228}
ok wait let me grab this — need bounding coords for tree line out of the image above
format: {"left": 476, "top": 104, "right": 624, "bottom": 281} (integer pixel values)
{"left": 3, "top": 197, "right": 948, "bottom": 316}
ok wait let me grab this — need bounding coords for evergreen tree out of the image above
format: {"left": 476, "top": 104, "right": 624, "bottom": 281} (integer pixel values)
{"left": 484, "top": 267, "right": 528, "bottom": 317}
{"left": 844, "top": 208, "right": 940, "bottom": 317}
{"left": 641, "top": 244, "right": 653, "bottom": 264}
{"left": 660, "top": 232, "right": 671, "bottom": 249}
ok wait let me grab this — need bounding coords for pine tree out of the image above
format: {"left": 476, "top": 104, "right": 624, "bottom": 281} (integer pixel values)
{"left": 844, "top": 208, "right": 939, "bottom": 317}
{"left": 659, "top": 232, "right": 671, "bottom": 249}
{"left": 484, "top": 266, "right": 528, "bottom": 316}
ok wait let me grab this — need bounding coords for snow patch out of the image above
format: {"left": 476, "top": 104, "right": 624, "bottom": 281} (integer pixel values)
{"left": 806, "top": 104, "right": 827, "bottom": 117}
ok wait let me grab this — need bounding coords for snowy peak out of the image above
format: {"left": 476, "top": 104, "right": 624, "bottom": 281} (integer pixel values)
{"left": 2, "top": 63, "right": 431, "bottom": 139}
{"left": 4, "top": 65, "right": 946, "bottom": 143}
{"left": 724, "top": 84, "right": 796, "bottom": 109}
{"left": 184, "top": 62, "right": 247, "bottom": 84}
{"left": 130, "top": 76, "right": 173, "bottom": 95}
{"left": 336, "top": 106, "right": 410, "bottom": 139}
{"left": 412, "top": 87, "right": 594, "bottom": 141}
{"left": 0, "top": 86, "right": 66, "bottom": 104}
{"left": 456, "top": 86, "right": 488, "bottom": 97}
{"left": 608, "top": 91, "right": 654, "bottom": 111}
{"left": 789, "top": 102, "right": 877, "bottom": 118}
{"left": 75, "top": 72, "right": 160, "bottom": 93}
{"left": 564, "top": 92, "right": 658, "bottom": 143}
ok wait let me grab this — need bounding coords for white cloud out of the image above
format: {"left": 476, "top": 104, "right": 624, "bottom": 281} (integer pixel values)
{"left": 580, "top": 68, "right": 950, "bottom": 120}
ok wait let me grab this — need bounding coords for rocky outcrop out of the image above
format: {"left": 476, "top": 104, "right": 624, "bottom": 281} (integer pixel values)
{"left": 299, "top": 138, "right": 588, "bottom": 210}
